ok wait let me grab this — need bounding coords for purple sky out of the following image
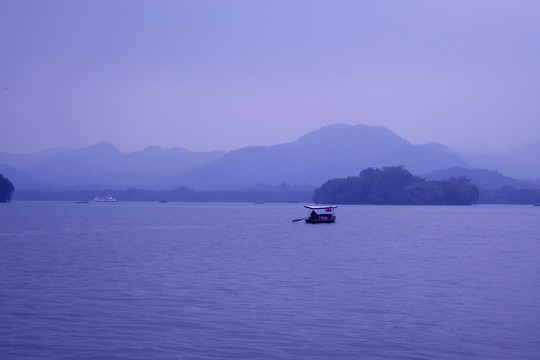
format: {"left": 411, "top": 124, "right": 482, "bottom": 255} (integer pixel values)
{"left": 1, "top": 0, "right": 539, "bottom": 154}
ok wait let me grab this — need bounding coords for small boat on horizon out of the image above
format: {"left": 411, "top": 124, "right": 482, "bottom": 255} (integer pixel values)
{"left": 93, "top": 195, "right": 117, "bottom": 202}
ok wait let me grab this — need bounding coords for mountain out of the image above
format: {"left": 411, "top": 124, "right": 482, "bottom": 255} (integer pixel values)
{"left": 459, "top": 154, "right": 539, "bottom": 179}
{"left": 369, "top": 142, "right": 469, "bottom": 175}
{"left": 24, "top": 141, "right": 125, "bottom": 180}
{"left": 0, "top": 163, "right": 53, "bottom": 189}
{"left": 448, "top": 140, "right": 497, "bottom": 155}
{"left": 423, "top": 167, "right": 530, "bottom": 189}
{"left": 503, "top": 140, "right": 540, "bottom": 169}
{"left": 0, "top": 146, "right": 74, "bottom": 168}
{"left": 163, "top": 124, "right": 469, "bottom": 189}
{"left": 124, "top": 146, "right": 226, "bottom": 174}
{"left": 3, "top": 123, "right": 538, "bottom": 191}
{"left": 446, "top": 139, "right": 540, "bottom": 179}
{"left": 3, "top": 142, "right": 225, "bottom": 189}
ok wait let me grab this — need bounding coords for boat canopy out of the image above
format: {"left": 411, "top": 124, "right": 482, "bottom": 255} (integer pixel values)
{"left": 304, "top": 205, "right": 338, "bottom": 210}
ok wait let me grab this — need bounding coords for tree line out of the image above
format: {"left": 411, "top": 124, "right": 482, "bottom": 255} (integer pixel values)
{"left": 0, "top": 173, "right": 15, "bottom": 203}
{"left": 313, "top": 166, "right": 480, "bottom": 205}
{"left": 8, "top": 167, "right": 540, "bottom": 204}
{"left": 478, "top": 186, "right": 540, "bottom": 204}
{"left": 14, "top": 183, "right": 315, "bottom": 203}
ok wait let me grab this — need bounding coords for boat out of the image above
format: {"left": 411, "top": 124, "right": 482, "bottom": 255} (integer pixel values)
{"left": 93, "top": 195, "right": 117, "bottom": 202}
{"left": 75, "top": 200, "right": 88, "bottom": 204}
{"left": 300, "top": 205, "right": 338, "bottom": 223}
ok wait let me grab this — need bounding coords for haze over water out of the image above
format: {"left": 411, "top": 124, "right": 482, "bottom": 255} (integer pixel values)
{"left": 1, "top": 202, "right": 539, "bottom": 359}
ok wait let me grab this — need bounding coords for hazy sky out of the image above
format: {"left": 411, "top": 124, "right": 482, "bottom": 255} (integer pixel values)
{"left": 1, "top": 0, "right": 539, "bottom": 154}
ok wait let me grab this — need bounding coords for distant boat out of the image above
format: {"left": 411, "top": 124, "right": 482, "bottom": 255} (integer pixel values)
{"left": 75, "top": 200, "right": 88, "bottom": 204}
{"left": 292, "top": 205, "right": 338, "bottom": 223}
{"left": 534, "top": 203, "right": 540, "bottom": 207}
{"left": 93, "top": 195, "right": 117, "bottom": 202}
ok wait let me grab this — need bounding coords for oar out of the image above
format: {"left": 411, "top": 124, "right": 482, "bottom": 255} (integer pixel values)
{"left": 292, "top": 217, "right": 305, "bottom": 222}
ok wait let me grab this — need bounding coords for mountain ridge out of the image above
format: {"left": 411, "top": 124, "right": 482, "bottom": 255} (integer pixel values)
{"left": 1, "top": 123, "right": 539, "bottom": 191}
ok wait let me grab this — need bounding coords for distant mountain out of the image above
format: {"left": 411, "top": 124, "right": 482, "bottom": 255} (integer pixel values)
{"left": 423, "top": 167, "right": 529, "bottom": 189}
{"left": 163, "top": 124, "right": 469, "bottom": 189}
{"left": 0, "top": 146, "right": 74, "bottom": 168}
{"left": 24, "top": 141, "right": 125, "bottom": 180}
{"left": 0, "top": 163, "right": 53, "bottom": 189}
{"left": 2, "top": 142, "right": 225, "bottom": 189}
{"left": 369, "top": 142, "right": 469, "bottom": 175}
{"left": 2, "top": 123, "right": 539, "bottom": 192}
{"left": 503, "top": 140, "right": 540, "bottom": 169}
{"left": 123, "top": 146, "right": 225, "bottom": 174}
{"left": 459, "top": 154, "right": 539, "bottom": 179}
{"left": 448, "top": 140, "right": 497, "bottom": 155}
{"left": 446, "top": 139, "right": 540, "bottom": 179}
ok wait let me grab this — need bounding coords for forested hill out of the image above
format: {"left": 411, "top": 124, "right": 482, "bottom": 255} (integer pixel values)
{"left": 313, "top": 166, "right": 479, "bottom": 205}
{"left": 0, "top": 173, "right": 15, "bottom": 203}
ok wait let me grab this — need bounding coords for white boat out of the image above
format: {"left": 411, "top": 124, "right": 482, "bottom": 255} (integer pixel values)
{"left": 93, "top": 195, "right": 117, "bottom": 202}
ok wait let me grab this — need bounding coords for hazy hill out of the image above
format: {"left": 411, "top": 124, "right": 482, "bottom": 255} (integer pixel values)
{"left": 123, "top": 146, "right": 224, "bottom": 173}
{"left": 5, "top": 142, "right": 225, "bottom": 189}
{"left": 503, "top": 140, "right": 540, "bottom": 169}
{"left": 448, "top": 140, "right": 497, "bottom": 155}
{"left": 446, "top": 139, "right": 540, "bottom": 179}
{"left": 423, "top": 167, "right": 529, "bottom": 189}
{"left": 369, "top": 142, "right": 469, "bottom": 174}
{"left": 163, "top": 124, "right": 468, "bottom": 189}
{"left": 3, "top": 123, "right": 538, "bottom": 191}
{"left": 0, "top": 147, "right": 74, "bottom": 168}
{"left": 460, "top": 154, "right": 539, "bottom": 180}
{"left": 24, "top": 141, "right": 125, "bottom": 179}
{"left": 0, "top": 163, "right": 53, "bottom": 189}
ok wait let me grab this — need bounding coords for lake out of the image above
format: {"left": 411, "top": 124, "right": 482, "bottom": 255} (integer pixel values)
{"left": 1, "top": 201, "right": 539, "bottom": 359}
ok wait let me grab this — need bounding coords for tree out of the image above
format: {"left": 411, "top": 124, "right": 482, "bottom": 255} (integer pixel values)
{"left": 313, "top": 166, "right": 479, "bottom": 205}
{"left": 0, "top": 173, "right": 15, "bottom": 203}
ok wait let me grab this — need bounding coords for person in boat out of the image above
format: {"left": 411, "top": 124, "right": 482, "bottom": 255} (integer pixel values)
{"left": 310, "top": 210, "right": 319, "bottom": 220}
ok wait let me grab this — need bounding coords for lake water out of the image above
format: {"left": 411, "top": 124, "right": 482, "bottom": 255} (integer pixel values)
{"left": 1, "top": 201, "right": 539, "bottom": 359}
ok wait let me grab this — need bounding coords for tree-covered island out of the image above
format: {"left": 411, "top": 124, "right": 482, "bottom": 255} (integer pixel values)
{"left": 0, "top": 173, "right": 15, "bottom": 203}
{"left": 313, "top": 166, "right": 479, "bottom": 205}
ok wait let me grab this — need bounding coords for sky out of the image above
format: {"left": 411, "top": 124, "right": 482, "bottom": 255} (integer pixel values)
{"left": 1, "top": 0, "right": 539, "bottom": 154}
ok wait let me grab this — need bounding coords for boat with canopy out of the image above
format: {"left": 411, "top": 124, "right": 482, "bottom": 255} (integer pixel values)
{"left": 293, "top": 205, "right": 338, "bottom": 223}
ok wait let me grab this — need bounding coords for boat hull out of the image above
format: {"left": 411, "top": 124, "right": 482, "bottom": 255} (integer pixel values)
{"left": 305, "top": 218, "right": 335, "bottom": 224}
